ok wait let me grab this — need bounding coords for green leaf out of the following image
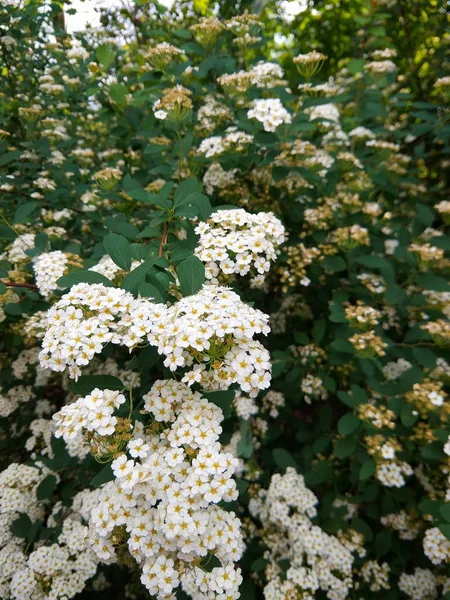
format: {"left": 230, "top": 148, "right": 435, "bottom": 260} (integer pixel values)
{"left": 421, "top": 442, "right": 445, "bottom": 461}
{"left": 400, "top": 403, "right": 419, "bottom": 427}
{"left": 109, "top": 83, "right": 128, "bottom": 105}
{"left": 419, "top": 499, "right": 443, "bottom": 518}
{"left": 384, "top": 285, "right": 407, "bottom": 305}
{"left": 412, "top": 347, "right": 437, "bottom": 369}
{"left": 201, "top": 553, "right": 222, "bottom": 572}
{"left": 90, "top": 464, "right": 115, "bottom": 487}
{"left": 359, "top": 458, "right": 376, "bottom": 480}
{"left": 273, "top": 448, "right": 298, "bottom": 469}
{"left": 104, "top": 233, "right": 132, "bottom": 271}
{"left": 11, "top": 513, "right": 32, "bottom": 538}
{"left": 251, "top": 558, "right": 267, "bottom": 572}
{"left": 416, "top": 273, "right": 450, "bottom": 292}
{"left": 177, "top": 192, "right": 212, "bottom": 220}
{"left": 333, "top": 437, "right": 357, "bottom": 458}
{"left": 438, "top": 524, "right": 450, "bottom": 541}
{"left": 178, "top": 255, "right": 205, "bottom": 296}
{"left": 236, "top": 479, "right": 249, "bottom": 495}
{"left": 338, "top": 413, "right": 359, "bottom": 435}
{"left": 0, "top": 150, "right": 21, "bottom": 166}
{"left": 13, "top": 202, "right": 39, "bottom": 224}
{"left": 375, "top": 529, "right": 392, "bottom": 556}
{"left": 357, "top": 255, "right": 395, "bottom": 283}
{"left": 312, "top": 319, "right": 326, "bottom": 343}
{"left": 57, "top": 270, "right": 112, "bottom": 288}
{"left": 322, "top": 256, "right": 347, "bottom": 272}
{"left": 237, "top": 419, "right": 253, "bottom": 458}
{"left": 440, "top": 505, "right": 450, "bottom": 522}
{"left": 36, "top": 475, "right": 58, "bottom": 500}
{"left": 415, "top": 202, "right": 435, "bottom": 227}
{"left": 97, "top": 43, "right": 115, "bottom": 68}
{"left": 337, "top": 390, "right": 359, "bottom": 408}
{"left": 331, "top": 339, "right": 353, "bottom": 353}
{"left": 173, "top": 178, "right": 202, "bottom": 205}
{"left": 121, "top": 258, "right": 156, "bottom": 294}
{"left": 135, "top": 346, "right": 160, "bottom": 373}
{"left": 203, "top": 390, "right": 235, "bottom": 419}
{"left": 69, "top": 375, "right": 124, "bottom": 395}
{"left": 139, "top": 282, "right": 165, "bottom": 303}
{"left": 347, "top": 58, "right": 365, "bottom": 74}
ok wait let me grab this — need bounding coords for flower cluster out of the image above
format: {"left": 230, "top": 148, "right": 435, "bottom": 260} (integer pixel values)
{"left": 8, "top": 519, "right": 98, "bottom": 600}
{"left": 197, "top": 129, "right": 254, "bottom": 157}
{"left": 32, "top": 250, "right": 83, "bottom": 297}
{"left": 249, "top": 468, "right": 355, "bottom": 600}
{"left": 194, "top": 209, "right": 285, "bottom": 285}
{"left": 89, "top": 380, "right": 244, "bottom": 599}
{"left": 148, "top": 285, "right": 271, "bottom": 397}
{"left": 53, "top": 388, "right": 126, "bottom": 442}
{"left": 247, "top": 98, "right": 291, "bottom": 132}
{"left": 39, "top": 283, "right": 165, "bottom": 379}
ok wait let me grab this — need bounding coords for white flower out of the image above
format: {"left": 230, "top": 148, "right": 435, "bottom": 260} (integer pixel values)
{"left": 247, "top": 98, "right": 291, "bottom": 132}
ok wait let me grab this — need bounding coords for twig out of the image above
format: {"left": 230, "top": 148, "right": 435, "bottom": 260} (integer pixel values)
{"left": 158, "top": 222, "right": 169, "bottom": 257}
{"left": 0, "top": 280, "right": 37, "bottom": 290}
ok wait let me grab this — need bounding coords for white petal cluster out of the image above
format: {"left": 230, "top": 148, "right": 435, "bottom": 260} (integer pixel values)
{"left": 234, "top": 393, "right": 258, "bottom": 420}
{"left": 89, "top": 381, "right": 244, "bottom": 600}
{"left": 53, "top": 388, "right": 126, "bottom": 440}
{"left": 32, "top": 250, "right": 69, "bottom": 297}
{"left": 203, "top": 162, "right": 237, "bottom": 195}
{"left": 89, "top": 255, "right": 142, "bottom": 280}
{"left": 0, "top": 464, "right": 46, "bottom": 549}
{"left": 249, "top": 468, "right": 355, "bottom": 600}
{"left": 0, "top": 385, "right": 33, "bottom": 418}
{"left": 89, "top": 255, "right": 122, "bottom": 279}
{"left": 247, "top": 98, "right": 291, "bottom": 132}
{"left": 248, "top": 61, "right": 285, "bottom": 87}
{"left": 195, "top": 209, "right": 285, "bottom": 285}
{"left": 10, "top": 520, "right": 98, "bottom": 600}
{"left": 376, "top": 461, "right": 413, "bottom": 487}
{"left": 307, "top": 102, "right": 340, "bottom": 124}
{"left": 348, "top": 126, "right": 375, "bottom": 140}
{"left": 39, "top": 283, "right": 165, "bottom": 379}
{"left": 197, "top": 129, "right": 254, "bottom": 157}
{"left": 0, "top": 233, "right": 35, "bottom": 263}
{"left": 148, "top": 285, "right": 271, "bottom": 397}
{"left": 423, "top": 527, "right": 450, "bottom": 565}
{"left": 398, "top": 568, "right": 437, "bottom": 600}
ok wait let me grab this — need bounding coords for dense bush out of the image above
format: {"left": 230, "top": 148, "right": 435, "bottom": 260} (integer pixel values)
{"left": 0, "top": 1, "right": 450, "bottom": 599}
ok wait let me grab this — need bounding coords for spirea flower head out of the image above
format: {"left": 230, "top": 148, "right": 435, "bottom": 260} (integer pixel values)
{"left": 148, "top": 285, "right": 271, "bottom": 397}
{"left": 197, "top": 129, "right": 253, "bottom": 157}
{"left": 194, "top": 208, "right": 285, "bottom": 285}
{"left": 145, "top": 42, "right": 186, "bottom": 70}
{"left": 33, "top": 251, "right": 83, "bottom": 298}
{"left": 307, "top": 102, "right": 340, "bottom": 124}
{"left": 293, "top": 50, "right": 327, "bottom": 77}
{"left": 153, "top": 85, "right": 193, "bottom": 121}
{"left": 365, "top": 59, "right": 397, "bottom": 74}
{"left": 53, "top": 388, "right": 126, "bottom": 441}
{"left": 39, "top": 283, "right": 166, "bottom": 379}
{"left": 248, "top": 61, "right": 285, "bottom": 87}
{"left": 249, "top": 468, "right": 355, "bottom": 600}
{"left": 89, "top": 380, "right": 244, "bottom": 599}
{"left": 1, "top": 233, "right": 35, "bottom": 263}
{"left": 247, "top": 98, "right": 291, "bottom": 132}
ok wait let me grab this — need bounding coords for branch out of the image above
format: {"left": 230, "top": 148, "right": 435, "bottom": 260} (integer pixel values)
{"left": 158, "top": 222, "right": 169, "bottom": 257}
{"left": 1, "top": 280, "right": 37, "bottom": 290}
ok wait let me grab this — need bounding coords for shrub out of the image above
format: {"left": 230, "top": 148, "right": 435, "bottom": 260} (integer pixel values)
{"left": 0, "top": 1, "right": 449, "bottom": 600}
